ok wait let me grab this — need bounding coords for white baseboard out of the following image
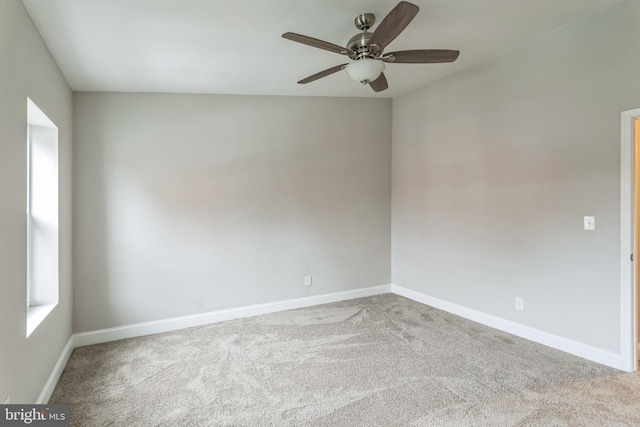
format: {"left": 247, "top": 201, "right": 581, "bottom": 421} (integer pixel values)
{"left": 73, "top": 285, "right": 392, "bottom": 348}
{"left": 42, "top": 282, "right": 625, "bottom": 403}
{"left": 40, "top": 285, "right": 390, "bottom": 402}
{"left": 36, "top": 336, "right": 75, "bottom": 404}
{"left": 392, "top": 285, "right": 622, "bottom": 370}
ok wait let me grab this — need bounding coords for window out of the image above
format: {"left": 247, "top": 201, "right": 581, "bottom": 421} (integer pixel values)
{"left": 26, "top": 98, "right": 59, "bottom": 337}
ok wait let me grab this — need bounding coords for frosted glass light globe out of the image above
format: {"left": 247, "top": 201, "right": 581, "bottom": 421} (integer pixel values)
{"left": 345, "top": 59, "right": 385, "bottom": 83}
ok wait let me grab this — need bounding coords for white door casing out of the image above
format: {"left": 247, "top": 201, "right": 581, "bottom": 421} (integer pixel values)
{"left": 620, "top": 108, "right": 640, "bottom": 372}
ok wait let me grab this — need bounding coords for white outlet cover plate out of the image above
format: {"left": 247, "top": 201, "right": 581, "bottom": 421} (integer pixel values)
{"left": 584, "top": 216, "right": 595, "bottom": 231}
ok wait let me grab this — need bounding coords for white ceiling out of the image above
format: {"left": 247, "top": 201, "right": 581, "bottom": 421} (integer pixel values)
{"left": 21, "top": 0, "right": 621, "bottom": 98}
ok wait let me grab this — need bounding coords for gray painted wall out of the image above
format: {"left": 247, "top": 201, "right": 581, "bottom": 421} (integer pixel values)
{"left": 0, "top": 0, "right": 73, "bottom": 403}
{"left": 392, "top": 0, "right": 640, "bottom": 353}
{"left": 3, "top": 0, "right": 634, "bottom": 402}
{"left": 73, "top": 93, "right": 391, "bottom": 332}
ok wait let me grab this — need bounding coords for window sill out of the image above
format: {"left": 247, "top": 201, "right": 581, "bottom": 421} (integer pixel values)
{"left": 26, "top": 304, "right": 57, "bottom": 337}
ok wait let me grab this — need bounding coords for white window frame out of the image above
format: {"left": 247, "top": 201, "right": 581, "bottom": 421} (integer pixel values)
{"left": 26, "top": 98, "right": 59, "bottom": 337}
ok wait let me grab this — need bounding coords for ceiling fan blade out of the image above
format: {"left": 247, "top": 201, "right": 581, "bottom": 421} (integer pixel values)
{"left": 369, "top": 73, "right": 388, "bottom": 92}
{"left": 383, "top": 49, "right": 460, "bottom": 63}
{"left": 368, "top": 2, "right": 419, "bottom": 51}
{"left": 298, "top": 64, "right": 348, "bottom": 84}
{"left": 282, "top": 32, "right": 350, "bottom": 56}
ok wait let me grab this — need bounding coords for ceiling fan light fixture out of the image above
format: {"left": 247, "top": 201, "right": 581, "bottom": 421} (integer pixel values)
{"left": 345, "top": 59, "right": 385, "bottom": 84}
{"left": 283, "top": 2, "right": 459, "bottom": 92}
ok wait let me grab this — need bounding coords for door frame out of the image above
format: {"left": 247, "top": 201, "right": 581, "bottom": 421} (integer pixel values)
{"left": 620, "top": 108, "right": 640, "bottom": 372}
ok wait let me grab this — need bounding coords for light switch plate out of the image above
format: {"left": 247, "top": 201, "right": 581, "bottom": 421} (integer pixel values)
{"left": 584, "top": 216, "right": 595, "bottom": 231}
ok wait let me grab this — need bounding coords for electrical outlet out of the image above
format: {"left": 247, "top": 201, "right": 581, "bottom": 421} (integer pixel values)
{"left": 304, "top": 275, "right": 312, "bottom": 287}
{"left": 584, "top": 216, "right": 595, "bottom": 231}
{"left": 515, "top": 297, "right": 524, "bottom": 311}
{"left": 3, "top": 397, "right": 9, "bottom": 404}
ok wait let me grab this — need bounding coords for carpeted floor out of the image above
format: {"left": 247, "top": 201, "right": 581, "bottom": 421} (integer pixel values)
{"left": 51, "top": 294, "right": 640, "bottom": 426}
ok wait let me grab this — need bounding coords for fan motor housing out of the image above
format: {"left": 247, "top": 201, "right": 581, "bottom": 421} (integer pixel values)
{"left": 347, "top": 32, "right": 381, "bottom": 58}
{"left": 347, "top": 32, "right": 370, "bottom": 51}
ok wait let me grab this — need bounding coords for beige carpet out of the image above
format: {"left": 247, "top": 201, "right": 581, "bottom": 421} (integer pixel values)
{"left": 51, "top": 294, "right": 640, "bottom": 426}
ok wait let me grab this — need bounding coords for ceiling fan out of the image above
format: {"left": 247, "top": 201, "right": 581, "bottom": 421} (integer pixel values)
{"left": 282, "top": 1, "right": 460, "bottom": 93}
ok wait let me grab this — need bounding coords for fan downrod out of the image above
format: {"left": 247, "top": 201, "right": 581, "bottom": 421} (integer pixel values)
{"left": 348, "top": 13, "right": 381, "bottom": 58}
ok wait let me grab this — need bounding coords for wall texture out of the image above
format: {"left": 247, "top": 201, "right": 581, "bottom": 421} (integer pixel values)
{"left": 73, "top": 93, "right": 391, "bottom": 332}
{"left": 0, "top": 0, "right": 73, "bottom": 403}
{"left": 392, "top": 0, "right": 640, "bottom": 353}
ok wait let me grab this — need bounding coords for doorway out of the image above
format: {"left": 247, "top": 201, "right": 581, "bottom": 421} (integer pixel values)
{"left": 620, "top": 108, "right": 640, "bottom": 372}
{"left": 636, "top": 118, "right": 640, "bottom": 368}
